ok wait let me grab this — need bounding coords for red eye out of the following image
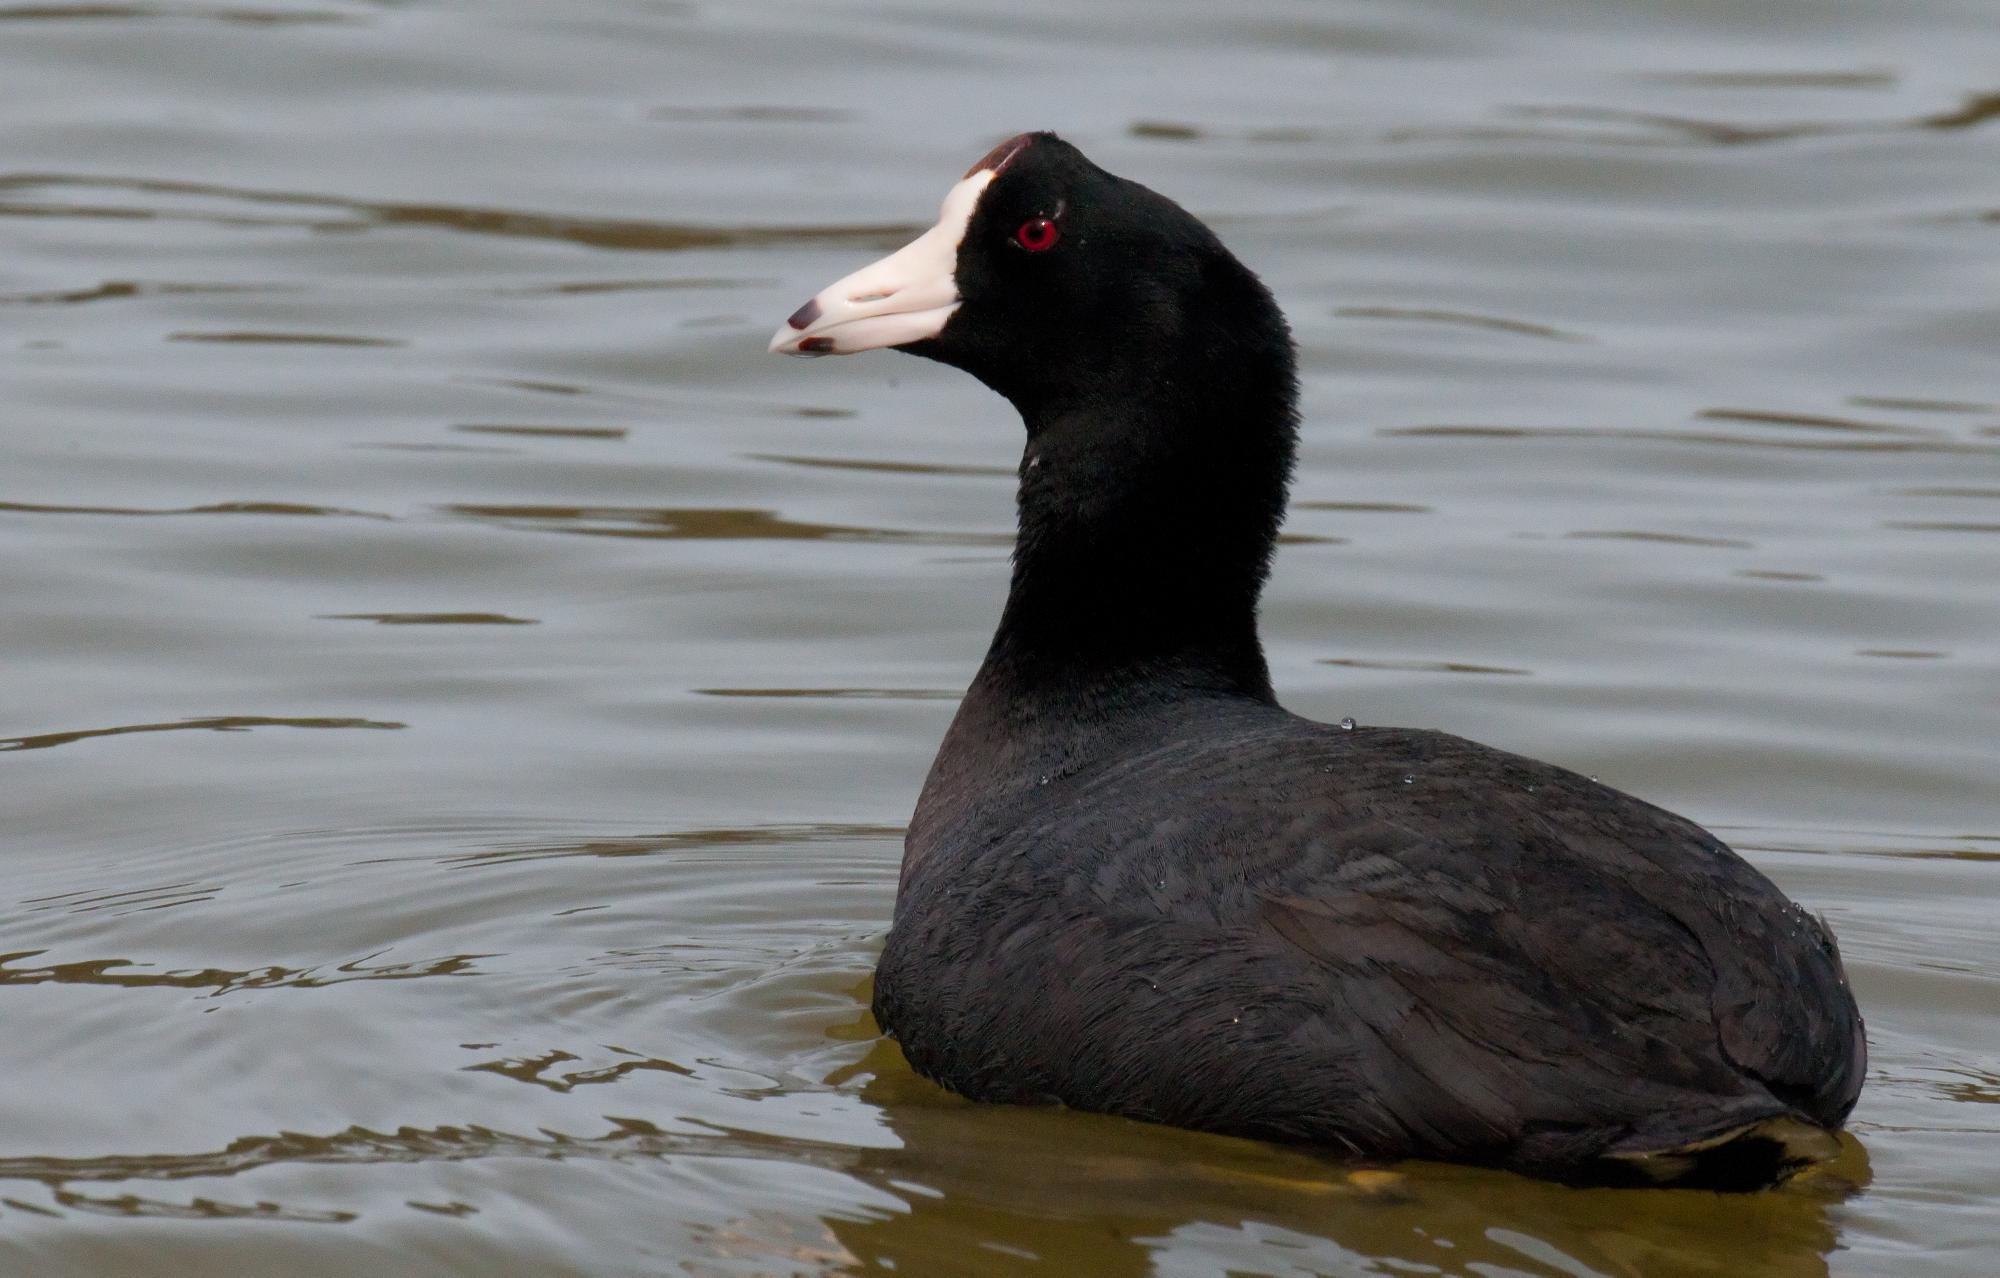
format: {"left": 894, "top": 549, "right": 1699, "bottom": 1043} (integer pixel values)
{"left": 1014, "top": 218, "right": 1060, "bottom": 252}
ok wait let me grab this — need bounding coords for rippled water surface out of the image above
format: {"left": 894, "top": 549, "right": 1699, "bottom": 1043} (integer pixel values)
{"left": 4, "top": 1, "right": 1997, "bottom": 1273}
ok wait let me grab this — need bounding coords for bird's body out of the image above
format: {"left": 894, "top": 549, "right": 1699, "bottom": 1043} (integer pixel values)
{"left": 771, "top": 131, "right": 1864, "bottom": 1188}
{"left": 885, "top": 694, "right": 1860, "bottom": 1187}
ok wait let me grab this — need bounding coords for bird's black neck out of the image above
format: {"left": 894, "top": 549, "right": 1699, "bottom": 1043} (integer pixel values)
{"left": 907, "top": 361, "right": 1296, "bottom": 857}
{"left": 967, "top": 226, "right": 1301, "bottom": 726}
{"left": 976, "top": 315, "right": 1299, "bottom": 715}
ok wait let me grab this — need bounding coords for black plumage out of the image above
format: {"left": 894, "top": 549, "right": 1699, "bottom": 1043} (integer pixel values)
{"left": 783, "top": 132, "right": 1865, "bottom": 1188}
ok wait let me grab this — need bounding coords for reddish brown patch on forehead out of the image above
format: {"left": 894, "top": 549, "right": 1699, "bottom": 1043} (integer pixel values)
{"left": 964, "top": 132, "right": 1035, "bottom": 179}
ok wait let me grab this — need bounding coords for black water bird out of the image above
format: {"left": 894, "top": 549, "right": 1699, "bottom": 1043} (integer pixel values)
{"left": 769, "top": 132, "right": 1864, "bottom": 1189}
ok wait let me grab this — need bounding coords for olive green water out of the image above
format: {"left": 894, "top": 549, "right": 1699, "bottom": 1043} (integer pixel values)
{"left": 3, "top": 1, "right": 1996, "bottom": 1274}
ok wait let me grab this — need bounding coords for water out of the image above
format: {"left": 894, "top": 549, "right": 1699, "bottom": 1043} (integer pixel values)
{"left": 3, "top": 0, "right": 1996, "bottom": 1273}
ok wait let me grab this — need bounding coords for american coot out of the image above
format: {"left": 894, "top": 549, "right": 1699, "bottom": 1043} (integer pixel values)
{"left": 769, "top": 132, "right": 1865, "bottom": 1190}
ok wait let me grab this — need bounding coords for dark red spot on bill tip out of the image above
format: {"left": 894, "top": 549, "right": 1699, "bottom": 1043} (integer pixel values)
{"left": 787, "top": 298, "right": 822, "bottom": 331}
{"left": 965, "top": 132, "right": 1035, "bottom": 179}
{"left": 799, "top": 336, "right": 835, "bottom": 353}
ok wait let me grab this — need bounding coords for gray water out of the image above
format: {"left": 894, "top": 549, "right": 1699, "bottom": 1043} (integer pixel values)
{"left": 3, "top": 1, "right": 1997, "bottom": 1274}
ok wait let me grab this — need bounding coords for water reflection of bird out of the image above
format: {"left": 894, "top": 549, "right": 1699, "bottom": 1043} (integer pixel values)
{"left": 772, "top": 131, "right": 1866, "bottom": 1190}
{"left": 819, "top": 1031, "right": 1868, "bottom": 1277}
